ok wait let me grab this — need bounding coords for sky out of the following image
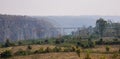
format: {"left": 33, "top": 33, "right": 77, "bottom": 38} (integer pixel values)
{"left": 0, "top": 0, "right": 120, "bottom": 16}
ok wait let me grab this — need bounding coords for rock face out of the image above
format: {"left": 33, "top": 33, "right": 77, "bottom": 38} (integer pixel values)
{"left": 0, "top": 14, "right": 59, "bottom": 42}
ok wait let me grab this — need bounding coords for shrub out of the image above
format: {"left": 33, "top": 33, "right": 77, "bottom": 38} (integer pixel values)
{"left": 88, "top": 41, "right": 95, "bottom": 48}
{"left": 113, "top": 38, "right": 118, "bottom": 42}
{"left": 53, "top": 47, "right": 61, "bottom": 52}
{"left": 0, "top": 50, "right": 12, "bottom": 58}
{"left": 34, "top": 47, "right": 44, "bottom": 54}
{"left": 4, "top": 39, "right": 11, "bottom": 47}
{"left": 77, "top": 42, "right": 81, "bottom": 46}
{"left": 76, "top": 49, "right": 81, "bottom": 57}
{"left": 18, "top": 41, "right": 23, "bottom": 45}
{"left": 27, "top": 45, "right": 32, "bottom": 50}
{"left": 44, "top": 47, "right": 51, "bottom": 53}
{"left": 71, "top": 46, "right": 76, "bottom": 52}
{"left": 100, "top": 55, "right": 106, "bottom": 59}
{"left": 55, "top": 40, "right": 60, "bottom": 44}
{"left": 15, "top": 49, "right": 31, "bottom": 56}
{"left": 112, "top": 53, "right": 119, "bottom": 59}
{"left": 44, "top": 40, "right": 49, "bottom": 44}
{"left": 63, "top": 48, "right": 73, "bottom": 52}
{"left": 106, "top": 46, "right": 110, "bottom": 52}
{"left": 84, "top": 52, "right": 91, "bottom": 59}
{"left": 96, "top": 38, "right": 104, "bottom": 45}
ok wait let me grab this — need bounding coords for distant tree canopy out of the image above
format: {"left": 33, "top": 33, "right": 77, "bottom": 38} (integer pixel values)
{"left": 113, "top": 23, "right": 120, "bottom": 38}
{"left": 96, "top": 18, "right": 107, "bottom": 39}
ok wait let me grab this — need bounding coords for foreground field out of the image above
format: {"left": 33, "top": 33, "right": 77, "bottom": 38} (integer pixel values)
{"left": 9, "top": 52, "right": 120, "bottom": 59}
{"left": 0, "top": 44, "right": 120, "bottom": 59}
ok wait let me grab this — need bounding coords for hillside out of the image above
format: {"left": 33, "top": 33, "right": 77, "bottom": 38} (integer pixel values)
{"left": 0, "top": 14, "right": 58, "bottom": 42}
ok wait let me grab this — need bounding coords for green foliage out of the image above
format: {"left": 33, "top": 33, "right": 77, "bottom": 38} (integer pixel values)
{"left": 80, "top": 39, "right": 96, "bottom": 48}
{"left": 34, "top": 47, "right": 44, "bottom": 54}
{"left": 4, "top": 39, "right": 11, "bottom": 47}
{"left": 55, "top": 39, "right": 61, "bottom": 44}
{"left": 84, "top": 51, "right": 91, "bottom": 59}
{"left": 44, "top": 47, "right": 51, "bottom": 53}
{"left": 18, "top": 41, "right": 23, "bottom": 45}
{"left": 71, "top": 46, "right": 76, "bottom": 52}
{"left": 0, "top": 50, "right": 12, "bottom": 58}
{"left": 113, "top": 39, "right": 118, "bottom": 42}
{"left": 44, "top": 40, "right": 49, "bottom": 44}
{"left": 76, "top": 49, "right": 81, "bottom": 57}
{"left": 106, "top": 46, "right": 110, "bottom": 52}
{"left": 15, "top": 49, "right": 31, "bottom": 56}
{"left": 100, "top": 55, "right": 106, "bottom": 59}
{"left": 53, "top": 47, "right": 61, "bottom": 52}
{"left": 27, "top": 45, "right": 32, "bottom": 50}
{"left": 63, "top": 47, "right": 73, "bottom": 52}
{"left": 96, "top": 18, "right": 107, "bottom": 38}
{"left": 112, "top": 53, "right": 119, "bottom": 59}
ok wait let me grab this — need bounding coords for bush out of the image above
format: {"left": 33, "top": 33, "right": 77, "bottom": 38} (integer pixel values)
{"left": 15, "top": 49, "right": 31, "bottom": 56}
{"left": 63, "top": 48, "right": 73, "bottom": 52}
{"left": 27, "top": 45, "right": 32, "bottom": 50}
{"left": 112, "top": 53, "right": 119, "bottom": 59}
{"left": 0, "top": 50, "right": 12, "bottom": 58}
{"left": 113, "top": 39, "right": 118, "bottom": 42}
{"left": 4, "top": 39, "right": 12, "bottom": 47}
{"left": 100, "top": 55, "right": 106, "bottom": 59}
{"left": 44, "top": 47, "right": 51, "bottom": 53}
{"left": 88, "top": 41, "right": 96, "bottom": 48}
{"left": 34, "top": 47, "right": 44, "bottom": 54}
{"left": 53, "top": 47, "right": 61, "bottom": 52}
{"left": 77, "top": 42, "right": 81, "bottom": 46}
{"left": 55, "top": 40, "right": 61, "bottom": 44}
{"left": 119, "top": 48, "right": 120, "bottom": 53}
{"left": 44, "top": 40, "right": 49, "bottom": 44}
{"left": 76, "top": 49, "right": 81, "bottom": 57}
{"left": 18, "top": 41, "right": 23, "bottom": 45}
{"left": 71, "top": 46, "right": 76, "bottom": 52}
{"left": 84, "top": 52, "right": 91, "bottom": 59}
{"left": 106, "top": 46, "right": 110, "bottom": 52}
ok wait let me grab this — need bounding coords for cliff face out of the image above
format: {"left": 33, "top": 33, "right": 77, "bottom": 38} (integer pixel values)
{"left": 0, "top": 14, "right": 59, "bottom": 42}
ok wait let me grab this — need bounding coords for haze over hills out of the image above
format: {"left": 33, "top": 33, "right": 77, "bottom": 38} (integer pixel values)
{"left": 0, "top": 14, "right": 59, "bottom": 42}
{"left": 45, "top": 15, "right": 120, "bottom": 28}
{"left": 0, "top": 14, "right": 120, "bottom": 41}
{"left": 34, "top": 15, "right": 120, "bottom": 35}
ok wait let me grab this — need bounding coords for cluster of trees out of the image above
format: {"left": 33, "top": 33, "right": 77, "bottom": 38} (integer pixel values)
{"left": 74, "top": 18, "right": 120, "bottom": 40}
{"left": 0, "top": 46, "right": 81, "bottom": 58}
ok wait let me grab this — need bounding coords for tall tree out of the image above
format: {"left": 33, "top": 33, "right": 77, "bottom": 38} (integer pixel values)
{"left": 96, "top": 18, "right": 107, "bottom": 39}
{"left": 113, "top": 23, "right": 120, "bottom": 38}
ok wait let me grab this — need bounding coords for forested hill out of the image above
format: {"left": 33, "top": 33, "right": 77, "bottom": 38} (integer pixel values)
{"left": 0, "top": 14, "right": 59, "bottom": 42}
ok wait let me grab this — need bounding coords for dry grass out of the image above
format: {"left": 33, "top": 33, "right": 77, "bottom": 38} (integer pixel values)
{"left": 0, "top": 45, "right": 120, "bottom": 59}
{"left": 9, "top": 52, "right": 120, "bottom": 59}
{"left": 87, "top": 45, "right": 120, "bottom": 52}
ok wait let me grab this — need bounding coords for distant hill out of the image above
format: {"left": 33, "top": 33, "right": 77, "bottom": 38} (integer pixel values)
{"left": 0, "top": 14, "right": 59, "bottom": 42}
{"left": 0, "top": 14, "right": 120, "bottom": 41}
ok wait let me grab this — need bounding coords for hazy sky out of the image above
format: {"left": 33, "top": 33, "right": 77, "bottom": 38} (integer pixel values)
{"left": 0, "top": 0, "right": 120, "bottom": 16}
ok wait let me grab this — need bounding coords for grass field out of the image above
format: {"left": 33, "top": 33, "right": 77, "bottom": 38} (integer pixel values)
{"left": 0, "top": 44, "right": 120, "bottom": 59}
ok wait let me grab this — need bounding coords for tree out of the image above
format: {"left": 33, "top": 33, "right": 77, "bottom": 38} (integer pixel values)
{"left": 4, "top": 39, "right": 11, "bottom": 47}
{"left": 96, "top": 18, "right": 107, "bottom": 39}
{"left": 113, "top": 23, "right": 120, "bottom": 39}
